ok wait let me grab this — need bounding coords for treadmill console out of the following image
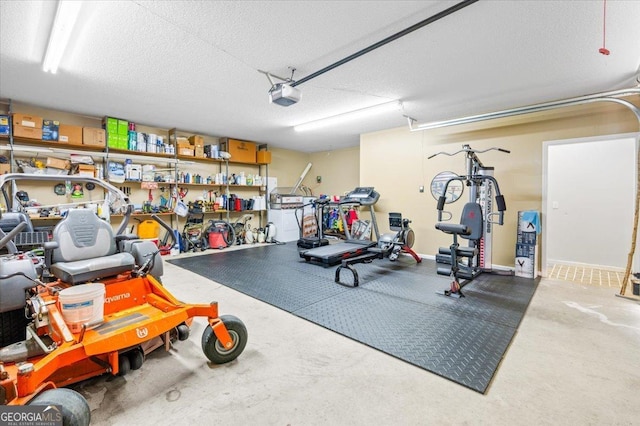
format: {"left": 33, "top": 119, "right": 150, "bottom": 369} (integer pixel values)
{"left": 340, "top": 187, "right": 380, "bottom": 206}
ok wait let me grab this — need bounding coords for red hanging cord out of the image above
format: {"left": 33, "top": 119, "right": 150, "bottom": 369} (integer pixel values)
{"left": 599, "top": 0, "right": 610, "bottom": 55}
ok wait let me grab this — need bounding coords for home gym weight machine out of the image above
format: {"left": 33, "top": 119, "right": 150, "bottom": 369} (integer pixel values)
{"left": 429, "top": 144, "right": 510, "bottom": 297}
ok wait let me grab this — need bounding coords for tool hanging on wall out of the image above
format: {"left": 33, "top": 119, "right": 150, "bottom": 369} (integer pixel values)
{"left": 178, "top": 187, "right": 189, "bottom": 200}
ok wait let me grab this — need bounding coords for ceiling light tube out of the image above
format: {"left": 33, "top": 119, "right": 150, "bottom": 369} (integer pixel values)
{"left": 294, "top": 101, "right": 402, "bottom": 132}
{"left": 42, "top": 0, "right": 82, "bottom": 74}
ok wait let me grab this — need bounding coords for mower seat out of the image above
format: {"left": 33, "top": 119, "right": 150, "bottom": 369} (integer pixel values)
{"left": 49, "top": 209, "right": 135, "bottom": 284}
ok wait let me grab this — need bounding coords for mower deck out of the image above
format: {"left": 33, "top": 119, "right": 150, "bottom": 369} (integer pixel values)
{"left": 2, "top": 274, "right": 230, "bottom": 404}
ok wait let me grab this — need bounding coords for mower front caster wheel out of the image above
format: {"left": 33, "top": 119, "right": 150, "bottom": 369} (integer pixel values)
{"left": 177, "top": 323, "right": 190, "bottom": 341}
{"left": 29, "top": 388, "right": 91, "bottom": 426}
{"left": 118, "top": 353, "right": 131, "bottom": 376}
{"left": 128, "top": 349, "right": 144, "bottom": 370}
{"left": 201, "top": 315, "right": 247, "bottom": 364}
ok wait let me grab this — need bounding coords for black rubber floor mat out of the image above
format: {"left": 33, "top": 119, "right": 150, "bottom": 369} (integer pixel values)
{"left": 169, "top": 243, "right": 539, "bottom": 393}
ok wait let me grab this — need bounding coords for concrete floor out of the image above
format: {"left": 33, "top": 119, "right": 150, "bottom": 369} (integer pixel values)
{"left": 77, "top": 249, "right": 640, "bottom": 425}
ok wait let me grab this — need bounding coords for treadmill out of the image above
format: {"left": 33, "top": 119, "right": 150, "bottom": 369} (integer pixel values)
{"left": 299, "top": 187, "right": 380, "bottom": 265}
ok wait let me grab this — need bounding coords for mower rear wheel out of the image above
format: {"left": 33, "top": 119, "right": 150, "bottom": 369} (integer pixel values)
{"left": 128, "top": 349, "right": 144, "bottom": 370}
{"left": 29, "top": 388, "right": 90, "bottom": 426}
{"left": 201, "top": 315, "right": 247, "bottom": 364}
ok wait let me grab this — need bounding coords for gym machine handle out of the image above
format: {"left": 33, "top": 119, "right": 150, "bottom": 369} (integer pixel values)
{"left": 487, "top": 211, "right": 504, "bottom": 226}
{"left": 486, "top": 195, "right": 507, "bottom": 225}
{"left": 436, "top": 196, "right": 453, "bottom": 222}
{"left": 427, "top": 145, "right": 511, "bottom": 159}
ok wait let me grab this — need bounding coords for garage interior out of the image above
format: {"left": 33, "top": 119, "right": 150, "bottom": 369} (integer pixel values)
{"left": 1, "top": 1, "right": 640, "bottom": 425}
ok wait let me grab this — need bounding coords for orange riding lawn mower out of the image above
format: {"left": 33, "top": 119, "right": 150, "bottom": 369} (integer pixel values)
{"left": 0, "top": 174, "right": 247, "bottom": 425}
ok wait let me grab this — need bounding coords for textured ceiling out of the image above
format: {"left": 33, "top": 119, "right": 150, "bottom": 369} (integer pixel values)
{"left": 1, "top": 0, "right": 639, "bottom": 153}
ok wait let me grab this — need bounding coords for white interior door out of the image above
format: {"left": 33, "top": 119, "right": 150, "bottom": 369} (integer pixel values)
{"left": 542, "top": 133, "right": 639, "bottom": 273}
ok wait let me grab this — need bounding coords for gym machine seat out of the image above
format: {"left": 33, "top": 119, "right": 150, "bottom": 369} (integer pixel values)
{"left": 435, "top": 202, "right": 483, "bottom": 297}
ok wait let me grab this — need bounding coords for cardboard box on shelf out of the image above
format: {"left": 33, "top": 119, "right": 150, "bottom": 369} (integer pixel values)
{"left": 42, "top": 120, "right": 60, "bottom": 141}
{"left": 59, "top": 124, "right": 83, "bottom": 145}
{"left": 13, "top": 125, "right": 42, "bottom": 140}
{"left": 12, "top": 113, "right": 43, "bottom": 129}
{"left": 178, "top": 147, "right": 194, "bottom": 157}
{"left": 219, "top": 138, "right": 257, "bottom": 163}
{"left": 168, "top": 128, "right": 178, "bottom": 145}
{"left": 0, "top": 164, "right": 10, "bottom": 174}
{"left": 83, "top": 127, "right": 106, "bottom": 147}
{"left": 188, "top": 135, "right": 204, "bottom": 146}
{"left": 76, "top": 164, "right": 96, "bottom": 177}
{"left": 0, "top": 115, "right": 10, "bottom": 136}
{"left": 46, "top": 157, "right": 71, "bottom": 170}
{"left": 257, "top": 150, "right": 272, "bottom": 164}
{"left": 194, "top": 145, "right": 204, "bottom": 158}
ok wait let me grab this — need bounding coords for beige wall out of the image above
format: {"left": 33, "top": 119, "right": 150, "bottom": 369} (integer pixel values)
{"left": 307, "top": 147, "right": 360, "bottom": 198}
{"left": 265, "top": 147, "right": 310, "bottom": 191}
{"left": 264, "top": 146, "right": 360, "bottom": 198}
{"left": 360, "top": 97, "right": 640, "bottom": 267}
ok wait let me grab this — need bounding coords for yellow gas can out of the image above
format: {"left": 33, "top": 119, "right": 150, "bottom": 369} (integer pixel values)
{"left": 137, "top": 220, "right": 160, "bottom": 239}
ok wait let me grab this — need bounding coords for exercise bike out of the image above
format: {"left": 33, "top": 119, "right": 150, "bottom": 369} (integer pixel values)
{"left": 335, "top": 212, "right": 421, "bottom": 287}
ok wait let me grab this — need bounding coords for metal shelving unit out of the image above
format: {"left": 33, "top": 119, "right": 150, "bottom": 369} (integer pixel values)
{"left": 1, "top": 100, "right": 272, "bottom": 235}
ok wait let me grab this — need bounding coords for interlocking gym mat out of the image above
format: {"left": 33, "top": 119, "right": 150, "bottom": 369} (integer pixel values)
{"left": 169, "top": 244, "right": 538, "bottom": 393}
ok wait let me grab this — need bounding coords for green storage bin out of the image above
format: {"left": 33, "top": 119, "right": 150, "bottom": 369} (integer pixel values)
{"left": 117, "top": 119, "right": 129, "bottom": 135}
{"left": 104, "top": 117, "right": 118, "bottom": 135}
{"left": 107, "top": 132, "right": 119, "bottom": 148}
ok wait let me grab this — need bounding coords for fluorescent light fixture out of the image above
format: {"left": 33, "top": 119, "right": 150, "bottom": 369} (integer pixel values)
{"left": 42, "top": 0, "right": 82, "bottom": 74}
{"left": 294, "top": 100, "right": 402, "bottom": 132}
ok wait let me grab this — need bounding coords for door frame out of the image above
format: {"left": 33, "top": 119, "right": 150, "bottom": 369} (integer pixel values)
{"left": 541, "top": 132, "right": 640, "bottom": 277}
